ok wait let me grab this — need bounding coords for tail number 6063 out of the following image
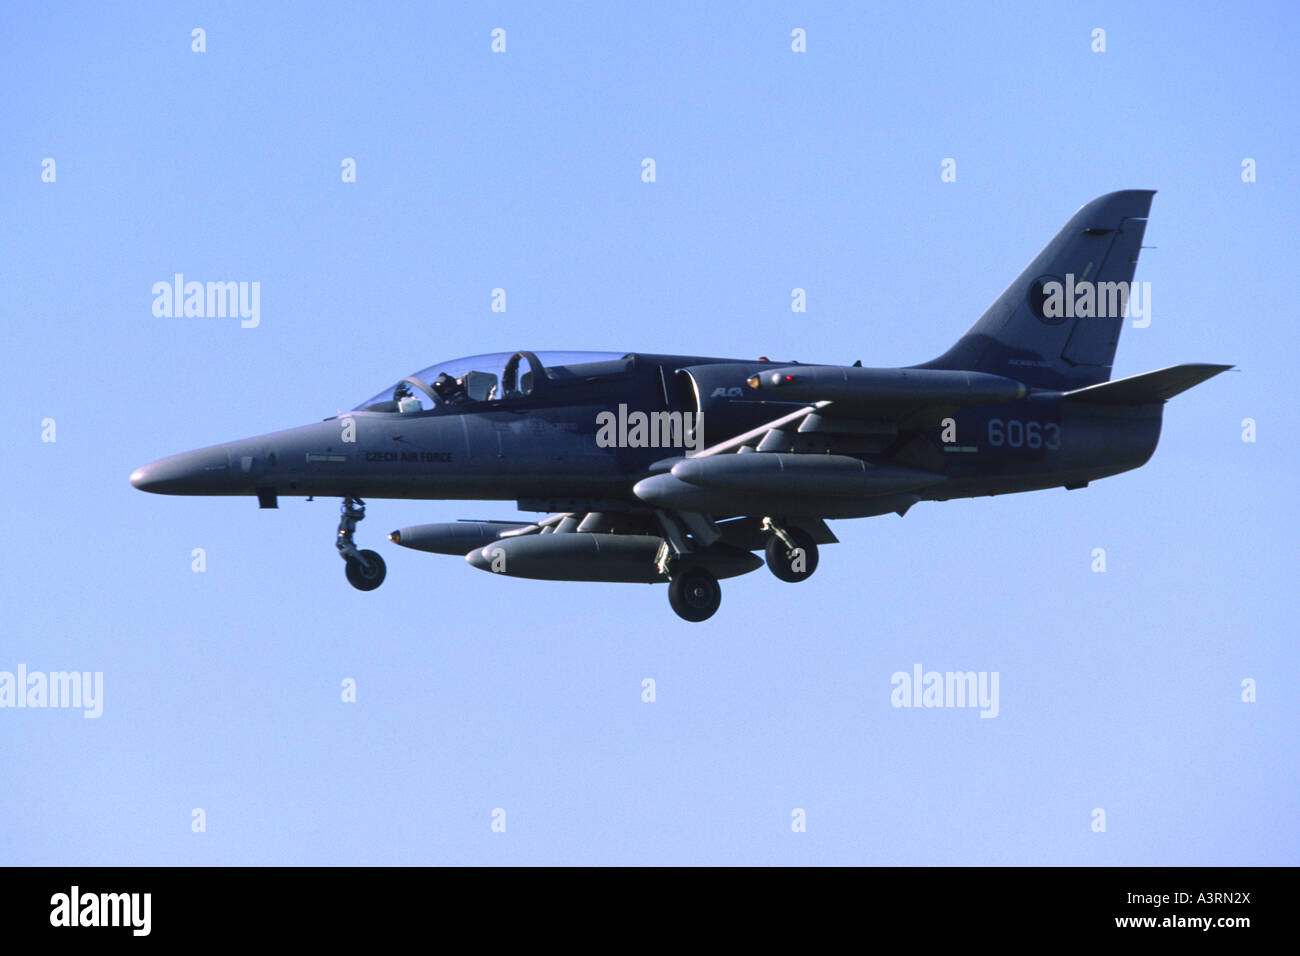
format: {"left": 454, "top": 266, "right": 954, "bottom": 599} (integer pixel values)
{"left": 987, "top": 418, "right": 1061, "bottom": 449}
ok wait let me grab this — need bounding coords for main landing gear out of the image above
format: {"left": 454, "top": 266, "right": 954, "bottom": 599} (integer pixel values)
{"left": 337, "top": 496, "right": 386, "bottom": 591}
{"left": 663, "top": 519, "right": 818, "bottom": 621}
{"left": 654, "top": 512, "right": 724, "bottom": 623}
{"left": 763, "top": 520, "right": 819, "bottom": 583}
{"left": 668, "top": 565, "right": 722, "bottom": 623}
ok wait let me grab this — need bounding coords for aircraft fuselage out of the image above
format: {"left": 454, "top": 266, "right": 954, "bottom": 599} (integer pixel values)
{"left": 130, "top": 352, "right": 1162, "bottom": 509}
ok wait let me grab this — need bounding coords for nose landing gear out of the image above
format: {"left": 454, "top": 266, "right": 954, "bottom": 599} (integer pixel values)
{"left": 337, "top": 496, "right": 386, "bottom": 591}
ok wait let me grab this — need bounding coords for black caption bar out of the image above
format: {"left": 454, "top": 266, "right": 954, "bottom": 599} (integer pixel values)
{"left": 0, "top": 866, "right": 1281, "bottom": 942}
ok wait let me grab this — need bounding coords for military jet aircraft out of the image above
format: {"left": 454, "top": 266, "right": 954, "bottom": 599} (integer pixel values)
{"left": 131, "top": 190, "right": 1229, "bottom": 621}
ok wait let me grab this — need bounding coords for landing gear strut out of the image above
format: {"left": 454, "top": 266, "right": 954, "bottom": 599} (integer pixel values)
{"left": 764, "top": 521, "right": 818, "bottom": 583}
{"left": 668, "top": 564, "right": 722, "bottom": 622}
{"left": 654, "top": 510, "right": 723, "bottom": 622}
{"left": 337, "top": 496, "right": 386, "bottom": 591}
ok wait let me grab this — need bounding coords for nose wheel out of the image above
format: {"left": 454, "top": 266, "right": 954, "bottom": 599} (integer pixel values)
{"left": 345, "top": 549, "right": 386, "bottom": 591}
{"left": 337, "top": 497, "right": 387, "bottom": 591}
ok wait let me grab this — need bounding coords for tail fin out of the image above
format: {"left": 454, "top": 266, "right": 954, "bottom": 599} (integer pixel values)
{"left": 917, "top": 189, "right": 1155, "bottom": 390}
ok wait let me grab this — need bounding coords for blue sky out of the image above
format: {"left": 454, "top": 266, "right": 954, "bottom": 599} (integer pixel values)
{"left": 1, "top": 1, "right": 1296, "bottom": 865}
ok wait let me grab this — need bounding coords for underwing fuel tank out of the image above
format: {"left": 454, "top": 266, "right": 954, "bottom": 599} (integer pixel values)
{"left": 632, "top": 454, "right": 943, "bottom": 518}
{"left": 671, "top": 454, "right": 943, "bottom": 496}
{"left": 389, "top": 521, "right": 532, "bottom": 556}
{"left": 465, "top": 533, "right": 763, "bottom": 583}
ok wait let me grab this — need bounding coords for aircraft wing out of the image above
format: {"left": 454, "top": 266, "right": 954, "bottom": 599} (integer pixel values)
{"left": 740, "top": 363, "right": 1027, "bottom": 432}
{"left": 632, "top": 364, "right": 1035, "bottom": 517}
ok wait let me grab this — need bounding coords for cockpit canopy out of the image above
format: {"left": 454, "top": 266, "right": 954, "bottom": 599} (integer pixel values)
{"left": 353, "top": 350, "right": 631, "bottom": 412}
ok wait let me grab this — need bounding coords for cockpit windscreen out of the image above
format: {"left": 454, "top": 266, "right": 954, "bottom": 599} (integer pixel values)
{"left": 353, "top": 351, "right": 629, "bottom": 412}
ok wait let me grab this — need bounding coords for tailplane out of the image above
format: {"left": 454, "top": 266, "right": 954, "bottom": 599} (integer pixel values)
{"left": 1063, "top": 363, "right": 1233, "bottom": 405}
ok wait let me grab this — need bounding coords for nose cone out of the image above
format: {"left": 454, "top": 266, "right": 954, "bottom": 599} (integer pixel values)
{"left": 130, "top": 445, "right": 232, "bottom": 494}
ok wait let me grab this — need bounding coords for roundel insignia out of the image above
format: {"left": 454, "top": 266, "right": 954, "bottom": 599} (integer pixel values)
{"left": 1027, "top": 274, "right": 1069, "bottom": 325}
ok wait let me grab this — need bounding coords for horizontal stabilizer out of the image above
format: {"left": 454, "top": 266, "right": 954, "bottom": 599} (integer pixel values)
{"left": 1063, "top": 363, "right": 1232, "bottom": 405}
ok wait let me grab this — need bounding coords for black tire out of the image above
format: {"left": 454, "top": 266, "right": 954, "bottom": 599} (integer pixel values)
{"left": 668, "top": 566, "right": 721, "bottom": 622}
{"left": 345, "top": 549, "right": 386, "bottom": 591}
{"left": 765, "top": 527, "right": 818, "bottom": 582}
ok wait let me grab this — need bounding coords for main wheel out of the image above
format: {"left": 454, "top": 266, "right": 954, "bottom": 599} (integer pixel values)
{"left": 345, "top": 549, "right": 386, "bottom": 591}
{"left": 766, "top": 527, "right": 818, "bottom": 582}
{"left": 668, "top": 566, "right": 721, "bottom": 622}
